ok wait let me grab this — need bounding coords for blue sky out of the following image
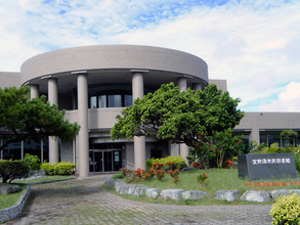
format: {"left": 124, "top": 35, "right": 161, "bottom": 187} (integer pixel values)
{"left": 0, "top": 0, "right": 300, "bottom": 112}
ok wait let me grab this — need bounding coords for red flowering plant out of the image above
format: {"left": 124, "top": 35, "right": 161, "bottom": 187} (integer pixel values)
{"left": 225, "top": 160, "right": 234, "bottom": 168}
{"left": 153, "top": 169, "right": 167, "bottom": 181}
{"left": 195, "top": 171, "right": 208, "bottom": 184}
{"left": 189, "top": 131, "right": 215, "bottom": 169}
{"left": 134, "top": 168, "right": 144, "bottom": 179}
{"left": 134, "top": 168, "right": 154, "bottom": 181}
{"left": 168, "top": 169, "right": 180, "bottom": 184}
{"left": 191, "top": 161, "right": 200, "bottom": 169}
{"left": 120, "top": 168, "right": 131, "bottom": 176}
{"left": 167, "top": 162, "right": 178, "bottom": 170}
{"left": 153, "top": 163, "right": 165, "bottom": 170}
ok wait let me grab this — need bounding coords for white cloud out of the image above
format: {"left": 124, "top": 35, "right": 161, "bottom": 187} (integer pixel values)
{"left": 0, "top": 0, "right": 299, "bottom": 112}
{"left": 258, "top": 82, "right": 300, "bottom": 111}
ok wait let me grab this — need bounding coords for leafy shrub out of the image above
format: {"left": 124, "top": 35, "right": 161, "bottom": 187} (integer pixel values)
{"left": 168, "top": 169, "right": 180, "bottom": 184}
{"left": 270, "top": 193, "right": 300, "bottom": 225}
{"left": 153, "top": 169, "right": 166, "bottom": 181}
{"left": 40, "top": 162, "right": 55, "bottom": 175}
{"left": 191, "top": 162, "right": 200, "bottom": 168}
{"left": 146, "top": 156, "right": 185, "bottom": 170}
{"left": 22, "top": 153, "right": 40, "bottom": 170}
{"left": 196, "top": 172, "right": 208, "bottom": 184}
{"left": 41, "top": 162, "right": 76, "bottom": 175}
{"left": 54, "top": 162, "right": 76, "bottom": 175}
{"left": 112, "top": 172, "right": 125, "bottom": 179}
{"left": 0, "top": 160, "right": 30, "bottom": 183}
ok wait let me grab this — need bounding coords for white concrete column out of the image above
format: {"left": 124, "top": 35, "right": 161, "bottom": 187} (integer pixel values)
{"left": 30, "top": 85, "right": 39, "bottom": 99}
{"left": 77, "top": 73, "right": 89, "bottom": 178}
{"left": 250, "top": 128, "right": 260, "bottom": 144}
{"left": 177, "top": 77, "right": 187, "bottom": 92}
{"left": 193, "top": 83, "right": 202, "bottom": 91}
{"left": 177, "top": 77, "right": 190, "bottom": 166}
{"left": 132, "top": 72, "right": 146, "bottom": 170}
{"left": 48, "top": 79, "right": 59, "bottom": 164}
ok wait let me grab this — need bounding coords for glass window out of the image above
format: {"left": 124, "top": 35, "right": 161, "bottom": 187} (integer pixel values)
{"left": 124, "top": 95, "right": 133, "bottom": 107}
{"left": 24, "top": 139, "right": 42, "bottom": 160}
{"left": 2, "top": 138, "right": 21, "bottom": 160}
{"left": 268, "top": 134, "right": 280, "bottom": 147}
{"left": 98, "top": 95, "right": 107, "bottom": 108}
{"left": 259, "top": 133, "right": 267, "bottom": 145}
{"left": 108, "top": 95, "right": 122, "bottom": 107}
{"left": 90, "top": 96, "right": 97, "bottom": 108}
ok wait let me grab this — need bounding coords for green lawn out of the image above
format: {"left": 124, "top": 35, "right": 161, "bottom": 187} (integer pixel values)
{"left": 128, "top": 169, "right": 300, "bottom": 194}
{"left": 0, "top": 185, "right": 25, "bottom": 210}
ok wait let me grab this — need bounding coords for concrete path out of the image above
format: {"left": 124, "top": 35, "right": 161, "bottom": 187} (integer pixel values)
{"left": 4, "top": 175, "right": 272, "bottom": 225}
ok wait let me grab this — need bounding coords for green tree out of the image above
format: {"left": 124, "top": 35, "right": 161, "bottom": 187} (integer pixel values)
{"left": 280, "top": 129, "right": 298, "bottom": 147}
{"left": 111, "top": 83, "right": 244, "bottom": 164}
{"left": 0, "top": 86, "right": 80, "bottom": 152}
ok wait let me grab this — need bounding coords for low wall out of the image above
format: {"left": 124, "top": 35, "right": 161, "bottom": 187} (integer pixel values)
{"left": 0, "top": 185, "right": 31, "bottom": 223}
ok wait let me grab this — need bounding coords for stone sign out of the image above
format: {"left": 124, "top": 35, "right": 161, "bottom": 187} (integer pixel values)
{"left": 238, "top": 153, "right": 297, "bottom": 180}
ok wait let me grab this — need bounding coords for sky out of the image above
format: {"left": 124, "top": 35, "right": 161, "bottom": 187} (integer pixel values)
{"left": 0, "top": 0, "right": 299, "bottom": 112}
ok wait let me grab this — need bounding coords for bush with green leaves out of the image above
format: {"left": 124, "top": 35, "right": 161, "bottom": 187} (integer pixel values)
{"left": 54, "top": 162, "right": 76, "bottom": 175}
{"left": 270, "top": 193, "right": 300, "bottom": 225}
{"left": 146, "top": 156, "right": 186, "bottom": 170}
{"left": 0, "top": 159, "right": 30, "bottom": 183}
{"left": 22, "top": 153, "right": 40, "bottom": 170}
{"left": 40, "top": 162, "right": 55, "bottom": 175}
{"left": 41, "top": 162, "right": 76, "bottom": 175}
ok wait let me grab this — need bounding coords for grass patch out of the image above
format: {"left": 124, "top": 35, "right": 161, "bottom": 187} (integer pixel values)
{"left": 11, "top": 175, "right": 75, "bottom": 184}
{"left": 106, "top": 168, "right": 300, "bottom": 205}
{"left": 0, "top": 185, "right": 26, "bottom": 210}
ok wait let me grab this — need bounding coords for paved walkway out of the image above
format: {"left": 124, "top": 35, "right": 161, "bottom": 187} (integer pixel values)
{"left": 4, "top": 175, "right": 272, "bottom": 225}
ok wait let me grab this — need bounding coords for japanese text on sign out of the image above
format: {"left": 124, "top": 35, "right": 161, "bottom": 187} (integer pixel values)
{"left": 252, "top": 158, "right": 291, "bottom": 166}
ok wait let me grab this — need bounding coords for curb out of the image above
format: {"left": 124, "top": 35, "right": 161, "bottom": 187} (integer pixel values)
{"left": 0, "top": 185, "right": 31, "bottom": 223}
{"left": 22, "top": 177, "right": 77, "bottom": 185}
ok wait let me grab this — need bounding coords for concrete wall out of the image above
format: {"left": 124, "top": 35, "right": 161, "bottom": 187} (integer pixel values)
{"left": 0, "top": 72, "right": 21, "bottom": 88}
{"left": 21, "top": 45, "right": 208, "bottom": 85}
{"left": 235, "top": 112, "right": 300, "bottom": 143}
{"left": 209, "top": 79, "right": 227, "bottom": 92}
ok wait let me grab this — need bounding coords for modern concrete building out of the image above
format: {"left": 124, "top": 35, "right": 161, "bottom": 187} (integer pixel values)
{"left": 1, "top": 45, "right": 300, "bottom": 177}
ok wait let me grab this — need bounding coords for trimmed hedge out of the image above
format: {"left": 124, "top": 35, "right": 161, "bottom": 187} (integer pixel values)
{"left": 0, "top": 160, "right": 30, "bottom": 183}
{"left": 270, "top": 193, "right": 300, "bottom": 225}
{"left": 41, "top": 162, "right": 76, "bottom": 175}
{"left": 146, "top": 156, "right": 186, "bottom": 170}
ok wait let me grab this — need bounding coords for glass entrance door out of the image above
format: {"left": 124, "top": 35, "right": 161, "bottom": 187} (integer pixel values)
{"left": 89, "top": 150, "right": 122, "bottom": 173}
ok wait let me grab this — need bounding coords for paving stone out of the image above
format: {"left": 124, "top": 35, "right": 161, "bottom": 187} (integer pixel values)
{"left": 216, "top": 190, "right": 239, "bottom": 201}
{"left": 160, "top": 189, "right": 184, "bottom": 201}
{"left": 240, "top": 190, "right": 270, "bottom": 202}
{"left": 3, "top": 175, "right": 273, "bottom": 225}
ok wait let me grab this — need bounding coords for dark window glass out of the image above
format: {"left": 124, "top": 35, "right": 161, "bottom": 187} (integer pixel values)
{"left": 90, "top": 96, "right": 97, "bottom": 108}
{"left": 98, "top": 95, "right": 107, "bottom": 108}
{"left": 108, "top": 95, "right": 121, "bottom": 107}
{"left": 124, "top": 95, "right": 133, "bottom": 107}
{"left": 2, "top": 138, "right": 21, "bottom": 160}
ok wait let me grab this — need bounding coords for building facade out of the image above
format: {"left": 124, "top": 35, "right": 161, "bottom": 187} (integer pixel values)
{"left": 1, "top": 45, "right": 299, "bottom": 177}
